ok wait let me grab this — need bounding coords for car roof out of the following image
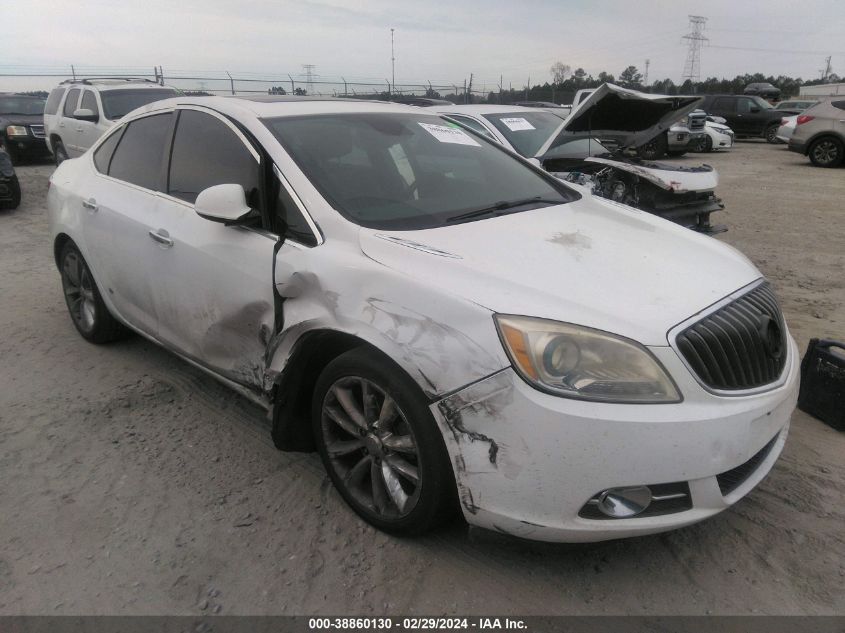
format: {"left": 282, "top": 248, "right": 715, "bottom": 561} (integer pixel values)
{"left": 125, "top": 95, "right": 432, "bottom": 120}
{"left": 427, "top": 104, "right": 541, "bottom": 115}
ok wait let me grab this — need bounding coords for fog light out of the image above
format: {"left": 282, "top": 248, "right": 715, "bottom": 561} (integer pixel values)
{"left": 597, "top": 486, "right": 652, "bottom": 518}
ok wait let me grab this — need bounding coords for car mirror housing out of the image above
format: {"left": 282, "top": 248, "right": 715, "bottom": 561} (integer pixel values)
{"left": 194, "top": 183, "right": 253, "bottom": 224}
{"left": 73, "top": 108, "right": 99, "bottom": 123}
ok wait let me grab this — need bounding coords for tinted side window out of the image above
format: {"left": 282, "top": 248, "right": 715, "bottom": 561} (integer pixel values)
{"left": 737, "top": 98, "right": 754, "bottom": 114}
{"left": 108, "top": 113, "right": 172, "bottom": 190}
{"left": 168, "top": 110, "right": 259, "bottom": 204}
{"left": 81, "top": 90, "right": 99, "bottom": 116}
{"left": 63, "top": 89, "right": 81, "bottom": 116}
{"left": 711, "top": 98, "right": 735, "bottom": 112}
{"left": 45, "top": 88, "right": 65, "bottom": 115}
{"left": 832, "top": 101, "right": 845, "bottom": 111}
{"left": 93, "top": 128, "right": 124, "bottom": 174}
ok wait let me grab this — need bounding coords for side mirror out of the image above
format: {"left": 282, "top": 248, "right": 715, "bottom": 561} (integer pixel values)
{"left": 73, "top": 108, "right": 99, "bottom": 123}
{"left": 195, "top": 183, "right": 253, "bottom": 224}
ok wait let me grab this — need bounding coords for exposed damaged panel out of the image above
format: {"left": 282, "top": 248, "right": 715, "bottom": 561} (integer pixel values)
{"left": 267, "top": 241, "right": 508, "bottom": 398}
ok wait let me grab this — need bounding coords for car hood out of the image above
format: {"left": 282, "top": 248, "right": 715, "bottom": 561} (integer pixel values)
{"left": 0, "top": 113, "right": 43, "bottom": 126}
{"left": 536, "top": 83, "right": 703, "bottom": 156}
{"left": 358, "top": 197, "right": 760, "bottom": 346}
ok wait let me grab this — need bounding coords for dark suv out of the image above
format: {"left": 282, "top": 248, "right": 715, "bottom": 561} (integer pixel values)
{"left": 700, "top": 94, "right": 799, "bottom": 143}
{"left": 0, "top": 94, "right": 50, "bottom": 163}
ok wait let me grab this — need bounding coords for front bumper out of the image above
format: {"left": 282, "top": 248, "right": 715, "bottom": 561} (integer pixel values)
{"left": 709, "top": 129, "right": 734, "bottom": 149}
{"left": 2, "top": 133, "right": 49, "bottom": 157}
{"left": 432, "top": 334, "right": 799, "bottom": 542}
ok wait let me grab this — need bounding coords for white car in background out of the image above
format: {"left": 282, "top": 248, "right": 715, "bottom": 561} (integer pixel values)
{"left": 43, "top": 78, "right": 178, "bottom": 164}
{"left": 48, "top": 95, "right": 797, "bottom": 542}
{"left": 702, "top": 119, "right": 735, "bottom": 151}
{"left": 776, "top": 115, "right": 798, "bottom": 144}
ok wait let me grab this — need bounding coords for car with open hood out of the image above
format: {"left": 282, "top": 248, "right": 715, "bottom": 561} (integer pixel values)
{"left": 48, "top": 95, "right": 798, "bottom": 542}
{"left": 433, "top": 85, "right": 725, "bottom": 234}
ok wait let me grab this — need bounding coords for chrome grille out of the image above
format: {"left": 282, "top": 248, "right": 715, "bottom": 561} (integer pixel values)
{"left": 689, "top": 115, "right": 706, "bottom": 131}
{"left": 676, "top": 283, "right": 787, "bottom": 391}
{"left": 30, "top": 124, "right": 45, "bottom": 138}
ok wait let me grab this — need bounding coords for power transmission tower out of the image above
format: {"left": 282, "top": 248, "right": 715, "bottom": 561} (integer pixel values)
{"left": 644, "top": 59, "right": 650, "bottom": 86}
{"left": 820, "top": 56, "right": 832, "bottom": 81}
{"left": 302, "top": 64, "right": 316, "bottom": 95}
{"left": 681, "top": 16, "right": 708, "bottom": 84}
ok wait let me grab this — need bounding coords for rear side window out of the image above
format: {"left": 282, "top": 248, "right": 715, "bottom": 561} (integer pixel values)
{"left": 63, "top": 89, "right": 81, "bottom": 116}
{"left": 93, "top": 128, "right": 124, "bottom": 174}
{"left": 832, "top": 101, "right": 845, "bottom": 111}
{"left": 711, "top": 97, "right": 735, "bottom": 112}
{"left": 45, "top": 88, "right": 65, "bottom": 115}
{"left": 108, "top": 113, "right": 172, "bottom": 190}
{"left": 168, "top": 110, "right": 259, "bottom": 204}
{"left": 446, "top": 115, "right": 497, "bottom": 140}
{"left": 81, "top": 90, "right": 99, "bottom": 116}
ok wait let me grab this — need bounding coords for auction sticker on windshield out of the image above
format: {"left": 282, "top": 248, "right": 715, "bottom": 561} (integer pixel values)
{"left": 418, "top": 122, "right": 481, "bottom": 146}
{"left": 500, "top": 117, "right": 535, "bottom": 131}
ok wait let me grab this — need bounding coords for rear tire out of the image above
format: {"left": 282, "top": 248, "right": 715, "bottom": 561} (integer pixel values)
{"left": 312, "top": 347, "right": 457, "bottom": 536}
{"left": 54, "top": 139, "right": 68, "bottom": 166}
{"left": 704, "top": 135, "right": 714, "bottom": 152}
{"left": 808, "top": 137, "right": 844, "bottom": 168}
{"left": 59, "top": 242, "right": 128, "bottom": 343}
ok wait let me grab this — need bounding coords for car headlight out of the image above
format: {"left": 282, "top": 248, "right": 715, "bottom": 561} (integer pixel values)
{"left": 5, "top": 125, "right": 28, "bottom": 137}
{"left": 495, "top": 315, "right": 681, "bottom": 403}
{"left": 678, "top": 116, "right": 689, "bottom": 127}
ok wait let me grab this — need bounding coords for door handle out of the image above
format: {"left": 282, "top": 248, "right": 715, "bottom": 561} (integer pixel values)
{"left": 76, "top": 126, "right": 83, "bottom": 132}
{"left": 148, "top": 229, "right": 174, "bottom": 248}
{"left": 81, "top": 198, "right": 98, "bottom": 212}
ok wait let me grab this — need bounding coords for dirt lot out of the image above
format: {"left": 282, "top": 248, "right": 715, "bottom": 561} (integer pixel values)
{"left": 1, "top": 142, "right": 843, "bottom": 615}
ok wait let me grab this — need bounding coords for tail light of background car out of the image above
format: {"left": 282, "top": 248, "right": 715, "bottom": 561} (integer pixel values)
{"left": 796, "top": 115, "right": 815, "bottom": 126}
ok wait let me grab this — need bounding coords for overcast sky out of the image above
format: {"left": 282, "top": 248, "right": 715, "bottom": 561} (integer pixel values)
{"left": 2, "top": 0, "right": 843, "bottom": 93}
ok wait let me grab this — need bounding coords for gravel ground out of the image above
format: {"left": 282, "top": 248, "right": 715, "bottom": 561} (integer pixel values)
{"left": 0, "top": 142, "right": 843, "bottom": 615}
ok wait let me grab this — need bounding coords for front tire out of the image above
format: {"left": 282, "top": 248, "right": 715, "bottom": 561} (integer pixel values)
{"left": 59, "top": 242, "right": 128, "bottom": 343}
{"left": 808, "top": 137, "right": 844, "bottom": 168}
{"left": 704, "top": 135, "right": 714, "bottom": 152}
{"left": 0, "top": 177, "right": 20, "bottom": 210}
{"left": 312, "top": 347, "right": 457, "bottom": 536}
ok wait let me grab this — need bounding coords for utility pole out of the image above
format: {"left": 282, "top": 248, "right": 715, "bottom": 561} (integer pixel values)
{"left": 390, "top": 28, "right": 396, "bottom": 97}
{"left": 644, "top": 59, "right": 650, "bottom": 86}
{"left": 467, "top": 73, "right": 473, "bottom": 104}
{"left": 681, "top": 15, "right": 708, "bottom": 85}
{"left": 226, "top": 71, "right": 235, "bottom": 95}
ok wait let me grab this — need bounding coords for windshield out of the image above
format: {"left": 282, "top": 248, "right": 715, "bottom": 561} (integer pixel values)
{"left": 100, "top": 88, "right": 178, "bottom": 120}
{"left": 0, "top": 96, "right": 46, "bottom": 115}
{"left": 481, "top": 111, "right": 565, "bottom": 157}
{"left": 265, "top": 113, "right": 576, "bottom": 230}
{"left": 751, "top": 96, "right": 773, "bottom": 110}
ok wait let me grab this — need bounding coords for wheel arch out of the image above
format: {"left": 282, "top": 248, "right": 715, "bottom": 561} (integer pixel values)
{"left": 53, "top": 232, "right": 74, "bottom": 269}
{"left": 269, "top": 328, "right": 425, "bottom": 452}
{"left": 805, "top": 131, "right": 845, "bottom": 151}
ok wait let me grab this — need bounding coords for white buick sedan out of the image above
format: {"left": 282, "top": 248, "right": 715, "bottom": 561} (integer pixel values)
{"left": 48, "top": 96, "right": 798, "bottom": 542}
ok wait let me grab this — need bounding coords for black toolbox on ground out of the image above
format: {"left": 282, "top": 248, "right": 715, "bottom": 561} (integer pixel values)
{"left": 798, "top": 339, "right": 845, "bottom": 431}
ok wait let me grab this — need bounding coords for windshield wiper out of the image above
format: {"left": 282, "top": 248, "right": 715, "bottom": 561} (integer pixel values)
{"left": 445, "top": 196, "right": 561, "bottom": 223}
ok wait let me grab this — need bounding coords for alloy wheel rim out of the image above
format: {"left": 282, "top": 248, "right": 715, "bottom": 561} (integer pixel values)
{"left": 62, "top": 252, "right": 96, "bottom": 332}
{"left": 813, "top": 141, "right": 837, "bottom": 164}
{"left": 321, "top": 376, "right": 421, "bottom": 519}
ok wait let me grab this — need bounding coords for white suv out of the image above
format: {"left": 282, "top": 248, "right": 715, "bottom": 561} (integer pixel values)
{"left": 48, "top": 96, "right": 798, "bottom": 542}
{"left": 43, "top": 78, "right": 178, "bottom": 164}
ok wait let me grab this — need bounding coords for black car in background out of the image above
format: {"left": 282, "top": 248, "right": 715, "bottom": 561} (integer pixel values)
{"left": 700, "top": 94, "right": 800, "bottom": 143}
{"left": 0, "top": 94, "right": 50, "bottom": 163}
{"left": 0, "top": 148, "right": 21, "bottom": 209}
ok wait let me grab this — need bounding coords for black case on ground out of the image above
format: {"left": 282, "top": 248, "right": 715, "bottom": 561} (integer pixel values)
{"left": 798, "top": 339, "right": 845, "bottom": 431}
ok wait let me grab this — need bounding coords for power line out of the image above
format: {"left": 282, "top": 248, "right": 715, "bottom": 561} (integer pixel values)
{"left": 708, "top": 44, "right": 845, "bottom": 56}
